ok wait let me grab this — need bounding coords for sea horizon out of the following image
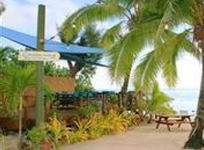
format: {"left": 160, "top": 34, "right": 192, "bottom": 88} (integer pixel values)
{"left": 94, "top": 88, "right": 199, "bottom": 113}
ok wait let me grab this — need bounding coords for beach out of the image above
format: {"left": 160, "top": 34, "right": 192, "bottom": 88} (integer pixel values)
{"left": 61, "top": 123, "right": 194, "bottom": 150}
{"left": 0, "top": 122, "right": 197, "bottom": 150}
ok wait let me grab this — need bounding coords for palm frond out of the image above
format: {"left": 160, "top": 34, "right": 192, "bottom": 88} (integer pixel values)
{"left": 99, "top": 21, "right": 124, "bottom": 49}
{"left": 146, "top": 82, "right": 174, "bottom": 114}
{"left": 160, "top": 30, "right": 199, "bottom": 86}
{"left": 0, "top": 64, "right": 36, "bottom": 115}
{"left": 108, "top": 28, "right": 148, "bottom": 82}
{"left": 134, "top": 28, "right": 199, "bottom": 92}
{"left": 60, "top": 1, "right": 127, "bottom": 42}
{"left": 134, "top": 51, "right": 162, "bottom": 93}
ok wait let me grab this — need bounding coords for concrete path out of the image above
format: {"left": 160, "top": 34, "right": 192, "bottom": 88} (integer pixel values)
{"left": 61, "top": 123, "right": 193, "bottom": 150}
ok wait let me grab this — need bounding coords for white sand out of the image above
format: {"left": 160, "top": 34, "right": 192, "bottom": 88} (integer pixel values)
{"left": 0, "top": 123, "right": 199, "bottom": 150}
{"left": 62, "top": 123, "right": 196, "bottom": 150}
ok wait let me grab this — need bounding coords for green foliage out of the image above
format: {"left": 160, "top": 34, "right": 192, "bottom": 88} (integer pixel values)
{"left": 25, "top": 109, "right": 139, "bottom": 149}
{"left": 0, "top": 47, "right": 35, "bottom": 68}
{"left": 44, "top": 86, "right": 55, "bottom": 105}
{"left": 60, "top": 1, "right": 127, "bottom": 42}
{"left": 27, "top": 127, "right": 48, "bottom": 150}
{"left": 0, "top": 63, "right": 36, "bottom": 116}
{"left": 78, "top": 101, "right": 102, "bottom": 119}
{"left": 46, "top": 114, "right": 70, "bottom": 149}
{"left": 44, "top": 62, "right": 69, "bottom": 77}
{"left": 61, "top": 23, "right": 103, "bottom": 86}
{"left": 137, "top": 82, "right": 175, "bottom": 117}
{"left": 0, "top": 62, "right": 36, "bottom": 147}
{"left": 0, "top": 47, "right": 18, "bottom": 61}
{"left": 75, "top": 71, "right": 94, "bottom": 91}
{"left": 108, "top": 94, "right": 118, "bottom": 104}
{"left": 74, "top": 110, "right": 139, "bottom": 140}
{"left": 59, "top": 0, "right": 200, "bottom": 97}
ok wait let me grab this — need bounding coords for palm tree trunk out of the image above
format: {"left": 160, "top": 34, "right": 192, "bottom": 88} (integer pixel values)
{"left": 120, "top": 76, "right": 130, "bottom": 110}
{"left": 121, "top": 76, "right": 129, "bottom": 93}
{"left": 184, "top": 39, "right": 204, "bottom": 149}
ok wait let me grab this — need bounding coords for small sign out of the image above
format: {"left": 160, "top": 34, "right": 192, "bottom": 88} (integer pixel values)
{"left": 18, "top": 51, "right": 60, "bottom": 61}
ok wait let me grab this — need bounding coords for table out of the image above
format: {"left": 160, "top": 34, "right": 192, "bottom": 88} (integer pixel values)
{"left": 155, "top": 114, "right": 194, "bottom": 131}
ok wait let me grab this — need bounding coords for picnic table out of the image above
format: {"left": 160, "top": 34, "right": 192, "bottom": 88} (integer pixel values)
{"left": 154, "top": 114, "right": 195, "bottom": 131}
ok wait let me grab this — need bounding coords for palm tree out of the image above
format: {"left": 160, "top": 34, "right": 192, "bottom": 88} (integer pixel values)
{"left": 131, "top": 1, "right": 204, "bottom": 148}
{"left": 0, "top": 63, "right": 36, "bottom": 146}
{"left": 59, "top": 0, "right": 141, "bottom": 93}
{"left": 61, "top": 0, "right": 204, "bottom": 148}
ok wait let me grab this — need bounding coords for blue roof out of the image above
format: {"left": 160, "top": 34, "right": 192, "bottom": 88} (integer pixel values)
{"left": 0, "top": 26, "right": 106, "bottom": 54}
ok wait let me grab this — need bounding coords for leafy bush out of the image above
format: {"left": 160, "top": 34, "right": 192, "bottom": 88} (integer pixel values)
{"left": 46, "top": 114, "right": 70, "bottom": 149}
{"left": 108, "top": 94, "right": 118, "bottom": 104}
{"left": 78, "top": 101, "right": 102, "bottom": 119}
{"left": 26, "top": 110, "right": 140, "bottom": 149}
{"left": 27, "top": 126, "right": 49, "bottom": 150}
{"left": 44, "top": 62, "right": 69, "bottom": 77}
{"left": 73, "top": 109, "right": 140, "bottom": 139}
{"left": 134, "top": 82, "right": 176, "bottom": 121}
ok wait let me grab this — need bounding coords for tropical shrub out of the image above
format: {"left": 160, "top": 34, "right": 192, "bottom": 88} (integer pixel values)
{"left": 121, "top": 110, "right": 141, "bottom": 126}
{"left": 135, "top": 82, "right": 175, "bottom": 122}
{"left": 78, "top": 101, "right": 102, "bottom": 119}
{"left": 75, "top": 72, "right": 94, "bottom": 91}
{"left": 27, "top": 126, "right": 49, "bottom": 150}
{"left": 26, "top": 110, "right": 140, "bottom": 149}
{"left": 108, "top": 94, "right": 118, "bottom": 104}
{"left": 46, "top": 113, "right": 70, "bottom": 149}
{"left": 144, "top": 82, "right": 175, "bottom": 115}
{"left": 73, "top": 109, "right": 140, "bottom": 140}
{"left": 0, "top": 63, "right": 36, "bottom": 117}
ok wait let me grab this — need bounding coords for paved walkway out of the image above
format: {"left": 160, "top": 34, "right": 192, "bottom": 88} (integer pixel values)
{"left": 61, "top": 123, "right": 193, "bottom": 150}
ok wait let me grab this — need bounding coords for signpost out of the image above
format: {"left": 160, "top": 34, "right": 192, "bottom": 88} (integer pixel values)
{"left": 17, "top": 5, "right": 60, "bottom": 127}
{"left": 18, "top": 51, "right": 60, "bottom": 61}
{"left": 36, "top": 4, "right": 45, "bottom": 127}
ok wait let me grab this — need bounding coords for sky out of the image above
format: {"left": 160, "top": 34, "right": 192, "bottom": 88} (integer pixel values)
{"left": 0, "top": 0, "right": 202, "bottom": 91}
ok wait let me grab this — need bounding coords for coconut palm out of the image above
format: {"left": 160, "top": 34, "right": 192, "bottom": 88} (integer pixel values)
{"left": 132, "top": 1, "right": 204, "bottom": 148}
{"left": 0, "top": 63, "right": 36, "bottom": 146}
{"left": 60, "top": 0, "right": 141, "bottom": 92}
{"left": 60, "top": 0, "right": 204, "bottom": 148}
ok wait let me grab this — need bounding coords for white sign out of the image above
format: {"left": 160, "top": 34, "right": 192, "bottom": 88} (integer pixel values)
{"left": 18, "top": 51, "right": 60, "bottom": 61}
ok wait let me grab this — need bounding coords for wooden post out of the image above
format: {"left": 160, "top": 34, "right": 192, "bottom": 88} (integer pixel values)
{"left": 36, "top": 4, "right": 45, "bottom": 127}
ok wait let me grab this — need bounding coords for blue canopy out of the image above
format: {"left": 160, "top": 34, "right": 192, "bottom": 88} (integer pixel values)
{"left": 0, "top": 26, "right": 108, "bottom": 67}
{"left": 0, "top": 26, "right": 106, "bottom": 54}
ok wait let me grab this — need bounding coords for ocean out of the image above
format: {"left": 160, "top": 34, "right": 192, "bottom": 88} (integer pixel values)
{"left": 162, "top": 89, "right": 199, "bottom": 114}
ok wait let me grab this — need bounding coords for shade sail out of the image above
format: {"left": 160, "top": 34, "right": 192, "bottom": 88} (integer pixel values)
{"left": 0, "top": 26, "right": 109, "bottom": 67}
{"left": 0, "top": 26, "right": 106, "bottom": 54}
{"left": 62, "top": 54, "right": 109, "bottom": 67}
